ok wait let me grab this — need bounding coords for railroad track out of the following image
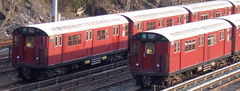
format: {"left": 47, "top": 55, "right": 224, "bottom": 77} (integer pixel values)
{"left": 161, "top": 62, "right": 240, "bottom": 91}
{"left": 3, "top": 60, "right": 129, "bottom": 91}
{"left": 0, "top": 37, "right": 12, "bottom": 49}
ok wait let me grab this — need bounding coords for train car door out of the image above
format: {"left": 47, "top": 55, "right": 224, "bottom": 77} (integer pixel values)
{"left": 113, "top": 26, "right": 120, "bottom": 50}
{"left": 23, "top": 36, "right": 36, "bottom": 64}
{"left": 35, "top": 36, "right": 46, "bottom": 65}
{"left": 142, "top": 42, "right": 156, "bottom": 71}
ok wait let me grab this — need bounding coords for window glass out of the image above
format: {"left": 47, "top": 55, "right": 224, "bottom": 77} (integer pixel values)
{"left": 55, "top": 36, "right": 58, "bottom": 46}
{"left": 178, "top": 16, "right": 182, "bottom": 24}
{"left": 86, "top": 31, "right": 89, "bottom": 40}
{"left": 146, "top": 21, "right": 156, "bottom": 31}
{"left": 68, "top": 36, "right": 72, "bottom": 46}
{"left": 89, "top": 30, "right": 92, "bottom": 40}
{"left": 132, "top": 42, "right": 139, "bottom": 53}
{"left": 145, "top": 43, "right": 154, "bottom": 54}
{"left": 167, "top": 18, "right": 174, "bottom": 27}
{"left": 77, "top": 34, "right": 81, "bottom": 44}
{"left": 26, "top": 36, "right": 34, "bottom": 47}
{"left": 73, "top": 35, "right": 77, "bottom": 45}
{"left": 159, "top": 18, "right": 164, "bottom": 27}
{"left": 59, "top": 36, "right": 62, "bottom": 46}
{"left": 14, "top": 36, "right": 20, "bottom": 46}
{"left": 98, "top": 31, "right": 101, "bottom": 40}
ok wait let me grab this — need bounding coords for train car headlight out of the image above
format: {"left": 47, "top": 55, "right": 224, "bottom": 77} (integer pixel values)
{"left": 17, "top": 56, "right": 20, "bottom": 59}
{"left": 136, "top": 63, "right": 139, "bottom": 66}
{"left": 36, "top": 57, "right": 39, "bottom": 60}
{"left": 85, "top": 60, "right": 91, "bottom": 65}
{"left": 157, "top": 64, "right": 160, "bottom": 67}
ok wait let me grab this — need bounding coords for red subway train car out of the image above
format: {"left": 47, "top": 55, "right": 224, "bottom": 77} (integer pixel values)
{"left": 129, "top": 14, "right": 240, "bottom": 88}
{"left": 11, "top": 0, "right": 240, "bottom": 80}
{"left": 182, "top": 0, "right": 233, "bottom": 22}
{"left": 12, "top": 14, "right": 129, "bottom": 79}
{"left": 119, "top": 6, "right": 189, "bottom": 35}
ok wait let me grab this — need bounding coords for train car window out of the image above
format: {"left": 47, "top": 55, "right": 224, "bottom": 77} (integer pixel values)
{"left": 174, "top": 41, "right": 181, "bottom": 53}
{"left": 185, "top": 41, "right": 189, "bottom": 52}
{"left": 224, "top": 8, "right": 228, "bottom": 15}
{"left": 177, "top": 41, "right": 180, "bottom": 52}
{"left": 137, "top": 22, "right": 143, "bottom": 31}
{"left": 98, "top": 31, "right": 101, "bottom": 40}
{"left": 220, "top": 30, "right": 224, "bottom": 41}
{"left": 114, "top": 26, "right": 119, "bottom": 36}
{"left": 167, "top": 18, "right": 174, "bottom": 27}
{"left": 201, "top": 13, "right": 208, "bottom": 20}
{"left": 189, "top": 40, "right": 192, "bottom": 51}
{"left": 73, "top": 35, "right": 77, "bottom": 45}
{"left": 59, "top": 35, "right": 62, "bottom": 46}
{"left": 131, "top": 42, "right": 139, "bottom": 53}
{"left": 14, "top": 36, "right": 20, "bottom": 46}
{"left": 89, "top": 30, "right": 92, "bottom": 40}
{"left": 185, "top": 14, "right": 189, "bottom": 23}
{"left": 185, "top": 39, "right": 195, "bottom": 52}
{"left": 145, "top": 43, "right": 154, "bottom": 54}
{"left": 55, "top": 36, "right": 58, "bottom": 47}
{"left": 68, "top": 36, "right": 72, "bottom": 46}
{"left": 26, "top": 36, "right": 35, "bottom": 47}
{"left": 208, "top": 34, "right": 217, "bottom": 46}
{"left": 210, "top": 10, "right": 213, "bottom": 18}
{"left": 105, "top": 29, "right": 109, "bottom": 39}
{"left": 192, "top": 40, "right": 196, "bottom": 50}
{"left": 146, "top": 21, "right": 156, "bottom": 31}
{"left": 195, "top": 13, "right": 198, "bottom": 21}
{"left": 159, "top": 18, "right": 164, "bottom": 27}
{"left": 125, "top": 25, "right": 128, "bottom": 37}
{"left": 199, "top": 35, "right": 204, "bottom": 47}
{"left": 77, "top": 34, "right": 81, "bottom": 44}
{"left": 228, "top": 29, "right": 232, "bottom": 41}
{"left": 101, "top": 30, "right": 105, "bottom": 39}
{"left": 86, "top": 31, "right": 89, "bottom": 41}
{"left": 178, "top": 16, "right": 182, "bottom": 24}
{"left": 216, "top": 11, "right": 221, "bottom": 17}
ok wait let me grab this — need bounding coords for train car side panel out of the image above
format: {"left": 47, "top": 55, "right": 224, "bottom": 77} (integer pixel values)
{"left": 119, "top": 23, "right": 129, "bottom": 49}
{"left": 180, "top": 36, "right": 201, "bottom": 69}
{"left": 48, "top": 35, "right": 62, "bottom": 65}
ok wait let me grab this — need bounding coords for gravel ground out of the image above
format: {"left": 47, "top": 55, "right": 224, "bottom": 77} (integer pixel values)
{"left": 0, "top": 71, "right": 19, "bottom": 85}
{"left": 216, "top": 81, "right": 240, "bottom": 91}
{"left": 95, "top": 79, "right": 139, "bottom": 91}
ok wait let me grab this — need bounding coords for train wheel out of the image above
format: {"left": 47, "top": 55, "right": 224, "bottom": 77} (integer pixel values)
{"left": 235, "top": 57, "right": 240, "bottom": 63}
{"left": 42, "top": 70, "right": 52, "bottom": 80}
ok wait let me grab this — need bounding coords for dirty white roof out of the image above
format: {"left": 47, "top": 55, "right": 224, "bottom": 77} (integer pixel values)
{"left": 142, "top": 19, "right": 232, "bottom": 42}
{"left": 25, "top": 14, "right": 129, "bottom": 36}
{"left": 182, "top": 1, "right": 232, "bottom": 13}
{"left": 217, "top": 13, "right": 240, "bottom": 26}
{"left": 119, "top": 6, "right": 189, "bottom": 22}
{"left": 216, "top": 0, "right": 240, "bottom": 6}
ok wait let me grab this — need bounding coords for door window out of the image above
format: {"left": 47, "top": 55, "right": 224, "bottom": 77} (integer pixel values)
{"left": 26, "top": 36, "right": 34, "bottom": 47}
{"left": 145, "top": 43, "right": 155, "bottom": 54}
{"left": 131, "top": 42, "right": 139, "bottom": 53}
{"left": 14, "top": 36, "right": 20, "bottom": 46}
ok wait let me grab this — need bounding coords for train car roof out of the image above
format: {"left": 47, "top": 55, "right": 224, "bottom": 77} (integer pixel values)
{"left": 216, "top": 0, "right": 240, "bottom": 6}
{"left": 217, "top": 14, "right": 240, "bottom": 26}
{"left": 22, "top": 14, "right": 129, "bottom": 36}
{"left": 119, "top": 6, "right": 188, "bottom": 22}
{"left": 140, "top": 19, "right": 232, "bottom": 42}
{"left": 181, "top": 1, "right": 232, "bottom": 13}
